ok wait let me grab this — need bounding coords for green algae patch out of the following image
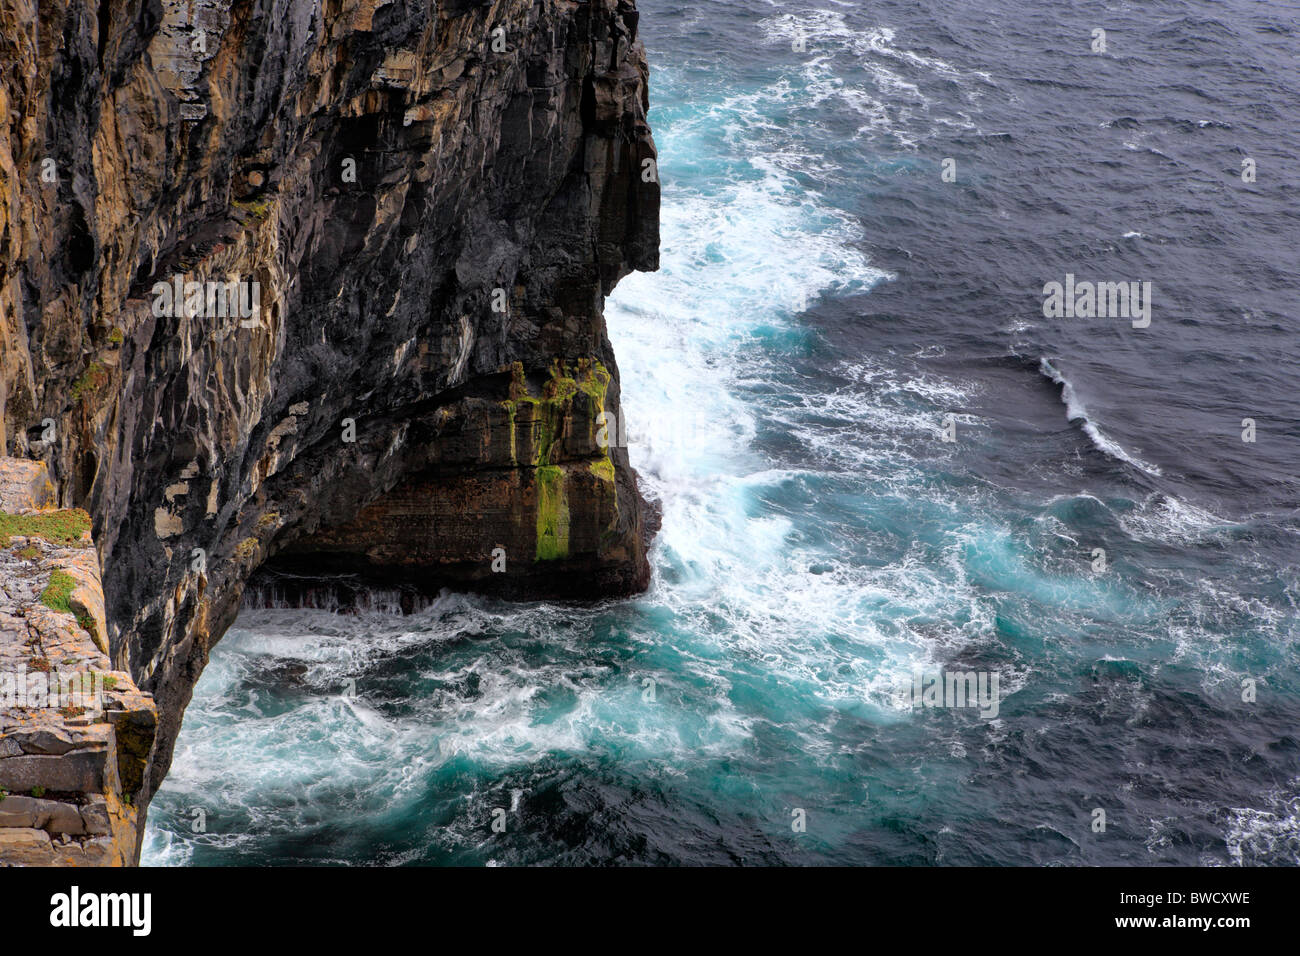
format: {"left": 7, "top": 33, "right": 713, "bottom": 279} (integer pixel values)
{"left": 502, "top": 359, "right": 615, "bottom": 560}
{"left": 232, "top": 196, "right": 273, "bottom": 220}
{"left": 40, "top": 569, "right": 77, "bottom": 614}
{"left": 0, "top": 509, "right": 91, "bottom": 545}
{"left": 535, "top": 465, "right": 570, "bottom": 561}
{"left": 532, "top": 403, "right": 561, "bottom": 466}
{"left": 580, "top": 362, "right": 611, "bottom": 398}
{"left": 501, "top": 358, "right": 612, "bottom": 467}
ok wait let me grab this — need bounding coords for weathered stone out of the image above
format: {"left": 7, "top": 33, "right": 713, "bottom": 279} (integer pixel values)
{"left": 4, "top": 727, "right": 79, "bottom": 756}
{"left": 0, "top": 751, "right": 105, "bottom": 793}
{"left": 0, "top": 460, "right": 54, "bottom": 511}
{"left": 75, "top": 835, "right": 118, "bottom": 866}
{"left": 43, "top": 801, "right": 86, "bottom": 834}
{"left": 80, "top": 796, "right": 111, "bottom": 835}
{"left": 0, "top": 460, "right": 157, "bottom": 864}
{"left": 108, "top": 704, "right": 157, "bottom": 797}
{"left": 0, "top": 795, "right": 39, "bottom": 827}
{"left": 0, "top": 827, "right": 54, "bottom": 865}
{"left": 0, "top": 794, "right": 84, "bottom": 833}
{"left": 3, "top": 722, "right": 110, "bottom": 754}
{"left": 62, "top": 550, "right": 109, "bottom": 654}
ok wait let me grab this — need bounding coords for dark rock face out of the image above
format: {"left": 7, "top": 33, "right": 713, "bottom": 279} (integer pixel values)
{"left": 0, "top": 0, "right": 659, "bottom": 860}
{"left": 265, "top": 357, "right": 656, "bottom": 603}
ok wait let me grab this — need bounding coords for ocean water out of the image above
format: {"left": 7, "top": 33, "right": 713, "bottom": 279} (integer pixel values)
{"left": 143, "top": 0, "right": 1300, "bottom": 866}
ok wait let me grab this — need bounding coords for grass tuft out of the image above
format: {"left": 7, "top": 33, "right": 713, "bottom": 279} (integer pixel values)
{"left": 40, "top": 569, "right": 77, "bottom": 614}
{"left": 0, "top": 509, "right": 91, "bottom": 546}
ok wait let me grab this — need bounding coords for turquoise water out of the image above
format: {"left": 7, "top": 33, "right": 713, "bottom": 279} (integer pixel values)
{"left": 143, "top": 0, "right": 1300, "bottom": 866}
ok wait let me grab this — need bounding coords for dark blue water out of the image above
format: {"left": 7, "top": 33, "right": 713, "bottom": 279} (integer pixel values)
{"left": 144, "top": 0, "right": 1300, "bottom": 866}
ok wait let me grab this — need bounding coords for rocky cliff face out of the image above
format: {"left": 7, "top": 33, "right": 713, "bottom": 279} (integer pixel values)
{"left": 0, "top": 0, "right": 658, "bottom": 863}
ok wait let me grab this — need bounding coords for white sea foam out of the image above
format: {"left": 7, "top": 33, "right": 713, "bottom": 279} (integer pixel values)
{"left": 1119, "top": 493, "right": 1239, "bottom": 544}
{"left": 1223, "top": 781, "right": 1300, "bottom": 865}
{"left": 596, "top": 51, "right": 1036, "bottom": 726}
{"left": 754, "top": 11, "right": 988, "bottom": 147}
{"left": 1040, "top": 357, "right": 1163, "bottom": 476}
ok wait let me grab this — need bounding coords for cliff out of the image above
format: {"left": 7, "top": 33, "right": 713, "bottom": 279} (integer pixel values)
{"left": 0, "top": 459, "right": 157, "bottom": 865}
{"left": 0, "top": 0, "right": 658, "bottom": 864}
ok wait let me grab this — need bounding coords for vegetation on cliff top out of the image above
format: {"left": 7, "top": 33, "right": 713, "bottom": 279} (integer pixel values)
{"left": 0, "top": 508, "right": 91, "bottom": 545}
{"left": 37, "top": 567, "right": 97, "bottom": 635}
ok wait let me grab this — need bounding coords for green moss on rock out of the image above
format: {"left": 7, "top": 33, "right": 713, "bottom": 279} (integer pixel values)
{"left": 502, "top": 359, "right": 616, "bottom": 560}
{"left": 535, "top": 465, "right": 570, "bottom": 561}
{"left": 501, "top": 358, "right": 611, "bottom": 466}
{"left": 232, "top": 196, "right": 273, "bottom": 220}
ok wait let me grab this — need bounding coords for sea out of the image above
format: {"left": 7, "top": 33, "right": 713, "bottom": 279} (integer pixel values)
{"left": 143, "top": 0, "right": 1300, "bottom": 866}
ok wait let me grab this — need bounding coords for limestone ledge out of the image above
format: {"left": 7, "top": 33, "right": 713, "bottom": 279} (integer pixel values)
{"left": 0, "top": 458, "right": 156, "bottom": 866}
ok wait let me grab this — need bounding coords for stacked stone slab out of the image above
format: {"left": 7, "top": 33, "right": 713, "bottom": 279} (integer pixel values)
{"left": 0, "top": 458, "right": 156, "bottom": 865}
